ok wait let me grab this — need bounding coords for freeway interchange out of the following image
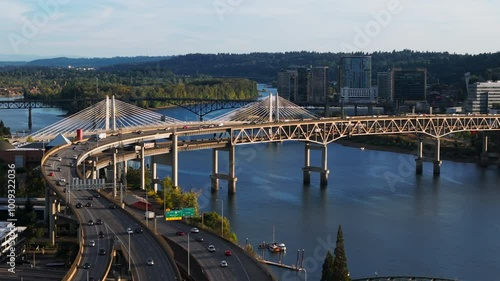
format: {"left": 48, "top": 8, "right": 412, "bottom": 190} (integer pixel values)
{"left": 42, "top": 126, "right": 277, "bottom": 281}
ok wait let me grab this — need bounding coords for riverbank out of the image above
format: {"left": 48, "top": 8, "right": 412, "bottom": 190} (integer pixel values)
{"left": 337, "top": 134, "right": 480, "bottom": 164}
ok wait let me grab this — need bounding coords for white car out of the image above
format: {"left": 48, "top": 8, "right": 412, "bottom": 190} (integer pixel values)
{"left": 220, "top": 260, "right": 228, "bottom": 267}
{"left": 126, "top": 227, "right": 133, "bottom": 234}
{"left": 190, "top": 227, "right": 199, "bottom": 233}
{"left": 59, "top": 178, "right": 66, "bottom": 183}
{"left": 56, "top": 157, "right": 62, "bottom": 162}
{"left": 207, "top": 245, "right": 216, "bottom": 252}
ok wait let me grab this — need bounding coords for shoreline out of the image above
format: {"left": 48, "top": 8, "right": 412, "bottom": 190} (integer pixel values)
{"left": 336, "top": 139, "right": 480, "bottom": 164}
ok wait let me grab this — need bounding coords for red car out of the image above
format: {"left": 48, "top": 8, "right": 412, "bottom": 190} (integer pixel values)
{"left": 224, "top": 250, "right": 232, "bottom": 256}
{"left": 48, "top": 172, "right": 54, "bottom": 176}
{"left": 176, "top": 231, "right": 185, "bottom": 236}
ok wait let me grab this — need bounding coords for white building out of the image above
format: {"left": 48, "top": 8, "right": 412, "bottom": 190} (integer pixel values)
{"left": 465, "top": 81, "right": 500, "bottom": 113}
{"left": 340, "top": 87, "right": 378, "bottom": 103}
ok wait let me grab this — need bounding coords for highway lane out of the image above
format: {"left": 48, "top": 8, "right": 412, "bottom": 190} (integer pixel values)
{"left": 125, "top": 208, "right": 276, "bottom": 281}
{"left": 43, "top": 142, "right": 180, "bottom": 281}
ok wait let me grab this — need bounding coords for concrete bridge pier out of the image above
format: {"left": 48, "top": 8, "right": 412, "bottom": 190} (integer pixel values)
{"left": 433, "top": 138, "right": 442, "bottom": 176}
{"left": 302, "top": 142, "right": 330, "bottom": 187}
{"left": 140, "top": 145, "right": 146, "bottom": 190}
{"left": 171, "top": 134, "right": 179, "bottom": 188}
{"left": 113, "top": 149, "right": 117, "bottom": 197}
{"left": 480, "top": 133, "right": 489, "bottom": 167}
{"left": 28, "top": 106, "right": 33, "bottom": 131}
{"left": 47, "top": 188, "right": 57, "bottom": 246}
{"left": 415, "top": 137, "right": 423, "bottom": 175}
{"left": 210, "top": 146, "right": 238, "bottom": 194}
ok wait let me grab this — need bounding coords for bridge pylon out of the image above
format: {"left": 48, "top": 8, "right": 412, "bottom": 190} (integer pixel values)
{"left": 302, "top": 142, "right": 329, "bottom": 187}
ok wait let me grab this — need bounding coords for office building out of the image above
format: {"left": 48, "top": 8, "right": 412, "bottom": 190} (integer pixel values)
{"left": 308, "top": 66, "right": 329, "bottom": 104}
{"left": 277, "top": 66, "right": 329, "bottom": 104}
{"left": 391, "top": 68, "right": 427, "bottom": 102}
{"left": 377, "top": 72, "right": 391, "bottom": 102}
{"left": 277, "top": 69, "right": 297, "bottom": 101}
{"left": 464, "top": 81, "right": 500, "bottom": 113}
{"left": 339, "top": 56, "right": 372, "bottom": 89}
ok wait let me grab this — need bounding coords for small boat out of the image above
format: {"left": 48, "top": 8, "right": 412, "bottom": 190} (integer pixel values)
{"left": 360, "top": 147, "right": 365, "bottom": 151}
{"left": 277, "top": 243, "right": 286, "bottom": 251}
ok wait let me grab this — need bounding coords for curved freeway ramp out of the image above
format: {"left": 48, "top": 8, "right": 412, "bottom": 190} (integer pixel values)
{"left": 42, "top": 143, "right": 181, "bottom": 281}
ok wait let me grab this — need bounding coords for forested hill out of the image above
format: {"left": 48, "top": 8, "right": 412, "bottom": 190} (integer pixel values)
{"left": 103, "top": 51, "right": 500, "bottom": 85}
{"left": 26, "top": 56, "right": 171, "bottom": 68}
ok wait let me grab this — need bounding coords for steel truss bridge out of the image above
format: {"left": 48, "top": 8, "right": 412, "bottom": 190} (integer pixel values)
{"left": 82, "top": 114, "right": 500, "bottom": 194}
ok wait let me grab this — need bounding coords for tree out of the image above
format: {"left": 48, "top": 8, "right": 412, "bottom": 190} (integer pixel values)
{"left": 332, "top": 225, "right": 350, "bottom": 281}
{"left": 321, "top": 250, "right": 335, "bottom": 281}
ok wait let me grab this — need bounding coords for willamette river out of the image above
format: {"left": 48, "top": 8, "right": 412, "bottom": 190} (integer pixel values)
{"left": 1, "top": 86, "right": 499, "bottom": 281}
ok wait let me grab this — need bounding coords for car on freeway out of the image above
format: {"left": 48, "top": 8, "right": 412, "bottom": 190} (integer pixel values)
{"left": 94, "top": 193, "right": 101, "bottom": 198}
{"left": 147, "top": 258, "right": 154, "bottom": 266}
{"left": 195, "top": 237, "right": 204, "bottom": 242}
{"left": 96, "top": 218, "right": 103, "bottom": 225}
{"left": 88, "top": 220, "right": 94, "bottom": 226}
{"left": 98, "top": 231, "right": 104, "bottom": 239}
{"left": 220, "top": 260, "right": 228, "bottom": 267}
{"left": 224, "top": 250, "right": 232, "bottom": 256}
{"left": 57, "top": 167, "right": 61, "bottom": 172}
{"left": 99, "top": 248, "right": 106, "bottom": 255}
{"left": 108, "top": 204, "right": 116, "bottom": 209}
{"left": 59, "top": 178, "right": 66, "bottom": 182}
{"left": 73, "top": 155, "right": 78, "bottom": 159}
{"left": 87, "top": 196, "right": 93, "bottom": 200}
{"left": 207, "top": 245, "right": 216, "bottom": 252}
{"left": 85, "top": 202, "right": 92, "bottom": 207}
{"left": 176, "top": 231, "right": 185, "bottom": 236}
{"left": 126, "top": 227, "right": 133, "bottom": 234}
{"left": 190, "top": 227, "right": 199, "bottom": 233}
{"left": 135, "top": 228, "right": 143, "bottom": 234}
{"left": 75, "top": 203, "right": 83, "bottom": 208}
{"left": 56, "top": 157, "right": 62, "bottom": 162}
{"left": 48, "top": 172, "right": 54, "bottom": 176}
{"left": 89, "top": 240, "right": 96, "bottom": 247}
{"left": 83, "top": 262, "right": 91, "bottom": 269}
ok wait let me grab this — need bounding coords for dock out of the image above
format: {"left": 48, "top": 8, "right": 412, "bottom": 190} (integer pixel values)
{"left": 259, "top": 259, "right": 301, "bottom": 271}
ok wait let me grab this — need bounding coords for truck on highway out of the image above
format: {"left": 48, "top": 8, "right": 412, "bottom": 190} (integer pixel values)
{"left": 145, "top": 211, "right": 155, "bottom": 220}
{"left": 98, "top": 133, "right": 107, "bottom": 140}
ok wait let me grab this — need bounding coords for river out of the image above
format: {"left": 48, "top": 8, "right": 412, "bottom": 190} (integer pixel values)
{"left": 1, "top": 86, "right": 499, "bottom": 281}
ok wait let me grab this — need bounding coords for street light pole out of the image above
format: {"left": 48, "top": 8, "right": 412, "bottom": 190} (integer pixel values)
{"left": 188, "top": 232, "right": 190, "bottom": 276}
{"left": 302, "top": 268, "right": 307, "bottom": 281}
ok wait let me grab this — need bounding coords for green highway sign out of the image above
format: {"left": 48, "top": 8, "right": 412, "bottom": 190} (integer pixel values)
{"left": 165, "top": 209, "right": 183, "bottom": 221}
{"left": 182, "top": 208, "right": 195, "bottom": 217}
{"left": 165, "top": 208, "right": 195, "bottom": 220}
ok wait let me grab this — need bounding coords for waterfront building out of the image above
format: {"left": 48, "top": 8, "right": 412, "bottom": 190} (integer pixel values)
{"left": 277, "top": 66, "right": 329, "bottom": 104}
{"left": 339, "top": 56, "right": 372, "bottom": 88}
{"left": 377, "top": 71, "right": 392, "bottom": 102}
{"left": 464, "top": 81, "right": 500, "bottom": 113}
{"left": 391, "top": 68, "right": 427, "bottom": 102}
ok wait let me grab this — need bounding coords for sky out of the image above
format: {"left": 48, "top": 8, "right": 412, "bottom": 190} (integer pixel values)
{"left": 0, "top": 0, "right": 499, "bottom": 60}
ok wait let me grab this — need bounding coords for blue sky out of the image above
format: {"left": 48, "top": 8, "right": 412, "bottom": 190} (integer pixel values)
{"left": 1, "top": 0, "right": 499, "bottom": 60}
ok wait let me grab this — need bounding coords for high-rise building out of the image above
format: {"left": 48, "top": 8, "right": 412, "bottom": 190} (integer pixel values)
{"left": 277, "top": 66, "right": 328, "bottom": 104}
{"left": 338, "top": 56, "right": 375, "bottom": 103}
{"left": 391, "top": 68, "right": 427, "bottom": 102}
{"left": 277, "top": 69, "right": 297, "bottom": 101}
{"left": 377, "top": 72, "right": 391, "bottom": 102}
{"left": 339, "top": 56, "right": 372, "bottom": 89}
{"left": 308, "top": 66, "right": 329, "bottom": 104}
{"left": 464, "top": 81, "right": 500, "bottom": 113}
